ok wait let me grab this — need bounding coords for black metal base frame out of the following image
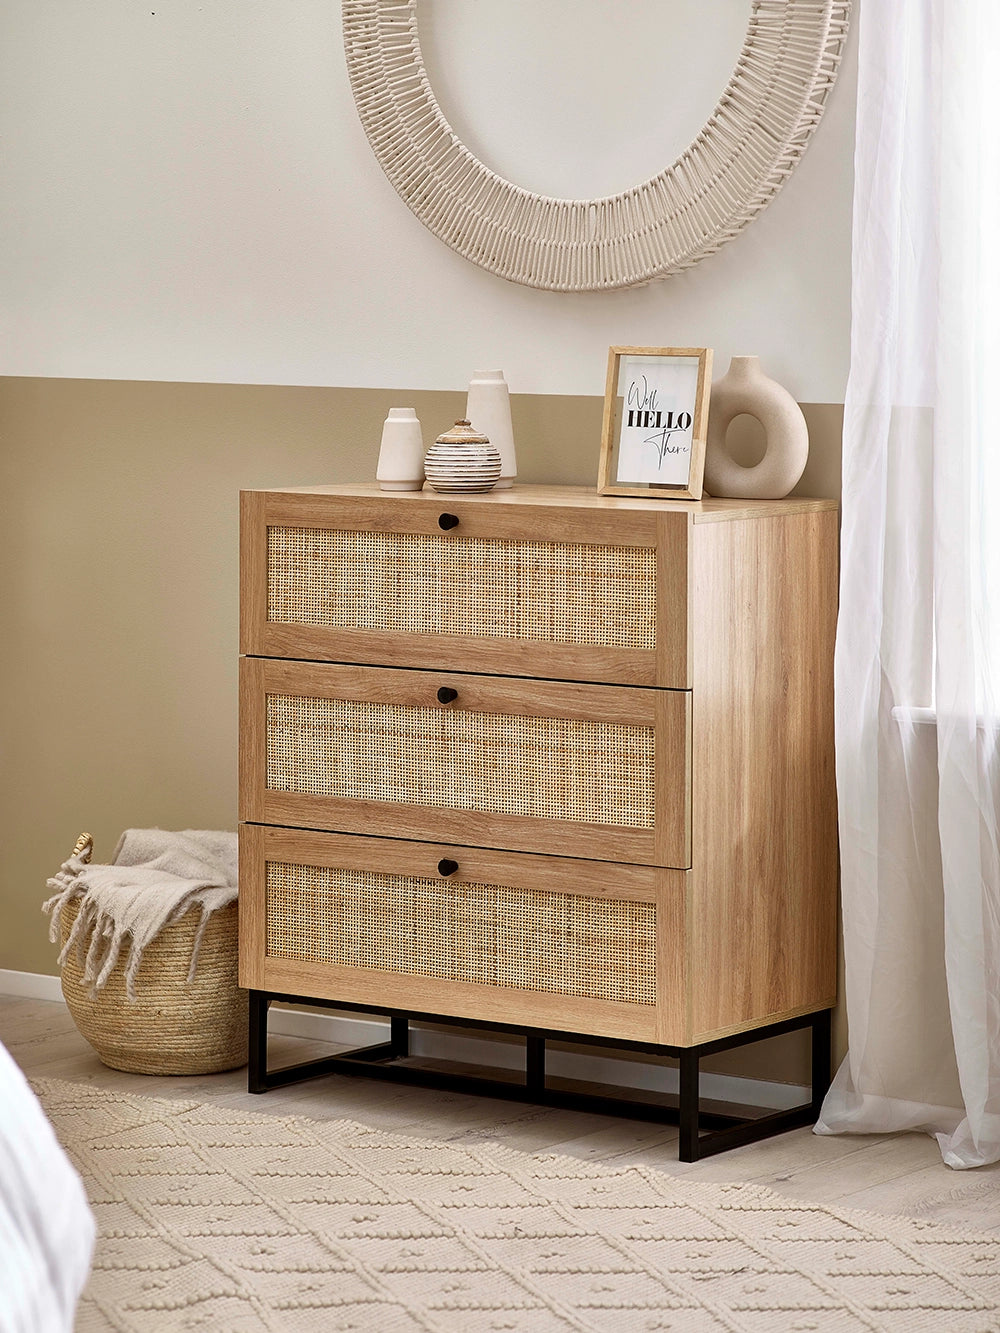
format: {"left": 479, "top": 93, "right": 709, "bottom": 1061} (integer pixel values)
{"left": 248, "top": 990, "right": 832, "bottom": 1162}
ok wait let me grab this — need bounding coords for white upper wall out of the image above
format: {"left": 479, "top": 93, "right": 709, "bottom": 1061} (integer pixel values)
{"left": 0, "top": 1, "right": 857, "bottom": 399}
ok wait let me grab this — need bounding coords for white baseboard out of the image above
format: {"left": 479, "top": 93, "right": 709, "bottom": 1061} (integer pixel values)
{"left": 0, "top": 969, "right": 64, "bottom": 1002}
{"left": 0, "top": 969, "right": 809, "bottom": 1111}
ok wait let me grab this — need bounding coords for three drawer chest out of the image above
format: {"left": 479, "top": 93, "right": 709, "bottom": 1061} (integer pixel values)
{"left": 238, "top": 484, "right": 838, "bottom": 1159}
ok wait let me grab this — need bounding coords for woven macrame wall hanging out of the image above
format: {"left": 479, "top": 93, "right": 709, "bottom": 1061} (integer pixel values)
{"left": 343, "top": 0, "right": 851, "bottom": 293}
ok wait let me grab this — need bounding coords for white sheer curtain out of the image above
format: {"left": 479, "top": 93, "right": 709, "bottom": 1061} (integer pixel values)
{"left": 815, "top": 0, "right": 1000, "bottom": 1168}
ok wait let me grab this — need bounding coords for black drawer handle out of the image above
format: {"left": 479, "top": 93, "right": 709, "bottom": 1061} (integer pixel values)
{"left": 438, "top": 858, "right": 459, "bottom": 877}
{"left": 438, "top": 512, "right": 459, "bottom": 531}
{"left": 437, "top": 686, "right": 458, "bottom": 704}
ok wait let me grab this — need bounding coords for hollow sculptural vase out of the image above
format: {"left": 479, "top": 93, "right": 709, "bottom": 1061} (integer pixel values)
{"left": 703, "top": 356, "right": 808, "bottom": 499}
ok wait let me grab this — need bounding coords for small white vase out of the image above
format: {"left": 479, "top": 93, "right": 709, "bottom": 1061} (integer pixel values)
{"left": 466, "top": 369, "right": 516, "bottom": 489}
{"left": 703, "top": 357, "right": 808, "bottom": 499}
{"left": 376, "top": 407, "right": 425, "bottom": 491}
{"left": 424, "top": 420, "right": 501, "bottom": 494}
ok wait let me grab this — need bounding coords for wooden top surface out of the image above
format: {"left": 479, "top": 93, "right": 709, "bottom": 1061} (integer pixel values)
{"left": 245, "top": 483, "right": 838, "bottom": 524}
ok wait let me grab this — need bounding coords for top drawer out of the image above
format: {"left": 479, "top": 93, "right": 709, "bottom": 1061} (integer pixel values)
{"left": 241, "top": 489, "right": 690, "bottom": 687}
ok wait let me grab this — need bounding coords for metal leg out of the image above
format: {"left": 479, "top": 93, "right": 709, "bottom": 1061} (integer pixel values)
{"left": 810, "top": 1008, "right": 832, "bottom": 1115}
{"left": 678, "top": 1048, "right": 701, "bottom": 1161}
{"left": 526, "top": 1035, "right": 545, "bottom": 1093}
{"left": 390, "top": 1015, "right": 409, "bottom": 1057}
{"left": 674, "top": 1011, "right": 836, "bottom": 1160}
{"left": 246, "top": 991, "right": 835, "bottom": 1161}
{"left": 248, "top": 990, "right": 270, "bottom": 1094}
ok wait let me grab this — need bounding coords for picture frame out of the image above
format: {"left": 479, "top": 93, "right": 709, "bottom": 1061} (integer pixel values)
{"left": 598, "top": 346, "right": 713, "bottom": 501}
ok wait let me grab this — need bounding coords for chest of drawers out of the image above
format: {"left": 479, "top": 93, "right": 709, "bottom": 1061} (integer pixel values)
{"left": 238, "top": 484, "right": 838, "bottom": 1158}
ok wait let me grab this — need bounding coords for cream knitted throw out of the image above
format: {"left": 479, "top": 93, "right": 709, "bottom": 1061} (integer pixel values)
{"left": 43, "top": 830, "right": 238, "bottom": 1000}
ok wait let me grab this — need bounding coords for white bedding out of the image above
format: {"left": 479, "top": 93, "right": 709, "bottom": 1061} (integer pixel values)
{"left": 0, "top": 1042, "right": 94, "bottom": 1332}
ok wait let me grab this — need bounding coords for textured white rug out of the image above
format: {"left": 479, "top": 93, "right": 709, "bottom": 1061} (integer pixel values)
{"left": 32, "top": 1078, "right": 1000, "bottom": 1333}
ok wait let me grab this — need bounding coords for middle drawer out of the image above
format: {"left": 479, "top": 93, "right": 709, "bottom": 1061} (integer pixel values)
{"left": 240, "top": 658, "right": 691, "bottom": 868}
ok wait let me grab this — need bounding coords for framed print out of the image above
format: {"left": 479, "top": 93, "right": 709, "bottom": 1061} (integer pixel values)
{"left": 598, "top": 346, "right": 713, "bottom": 501}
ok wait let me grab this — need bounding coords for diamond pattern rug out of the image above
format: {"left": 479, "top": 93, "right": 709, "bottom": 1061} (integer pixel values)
{"left": 32, "top": 1077, "right": 1000, "bottom": 1332}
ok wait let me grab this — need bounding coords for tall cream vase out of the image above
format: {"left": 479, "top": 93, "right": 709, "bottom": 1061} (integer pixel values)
{"left": 465, "top": 369, "right": 516, "bottom": 488}
{"left": 703, "top": 356, "right": 808, "bottom": 499}
{"left": 376, "top": 407, "right": 425, "bottom": 491}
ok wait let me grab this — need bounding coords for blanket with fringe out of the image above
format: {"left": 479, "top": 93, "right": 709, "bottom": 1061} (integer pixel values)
{"left": 43, "top": 829, "right": 238, "bottom": 1001}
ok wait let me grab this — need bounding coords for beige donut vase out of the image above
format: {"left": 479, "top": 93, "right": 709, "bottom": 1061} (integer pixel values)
{"left": 703, "top": 357, "right": 809, "bottom": 499}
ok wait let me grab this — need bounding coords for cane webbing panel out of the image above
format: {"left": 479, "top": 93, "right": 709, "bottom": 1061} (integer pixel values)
{"left": 267, "top": 527, "right": 656, "bottom": 650}
{"left": 266, "top": 861, "right": 656, "bottom": 1005}
{"left": 266, "top": 694, "right": 655, "bottom": 828}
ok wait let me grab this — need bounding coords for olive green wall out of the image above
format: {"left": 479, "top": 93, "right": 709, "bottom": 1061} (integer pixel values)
{"left": 0, "top": 375, "right": 843, "bottom": 1074}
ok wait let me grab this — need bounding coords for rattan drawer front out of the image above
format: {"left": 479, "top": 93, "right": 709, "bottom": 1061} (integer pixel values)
{"left": 266, "top": 861, "right": 656, "bottom": 1006}
{"left": 238, "top": 825, "right": 689, "bottom": 1043}
{"left": 240, "top": 659, "right": 691, "bottom": 867}
{"left": 266, "top": 694, "right": 653, "bottom": 829}
{"left": 268, "top": 527, "right": 655, "bottom": 650}
{"left": 241, "top": 490, "right": 690, "bottom": 687}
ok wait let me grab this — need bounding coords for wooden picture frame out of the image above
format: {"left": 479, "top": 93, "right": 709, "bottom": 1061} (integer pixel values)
{"left": 598, "top": 346, "right": 713, "bottom": 501}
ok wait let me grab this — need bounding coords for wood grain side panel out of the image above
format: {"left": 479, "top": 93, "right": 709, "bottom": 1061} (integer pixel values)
{"left": 689, "top": 510, "right": 838, "bottom": 1035}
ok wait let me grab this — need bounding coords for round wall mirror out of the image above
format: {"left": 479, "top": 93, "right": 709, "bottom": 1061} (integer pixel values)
{"left": 343, "top": 0, "right": 852, "bottom": 292}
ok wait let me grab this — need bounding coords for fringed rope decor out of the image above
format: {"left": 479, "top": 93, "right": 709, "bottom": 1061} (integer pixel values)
{"left": 342, "top": 0, "right": 851, "bottom": 292}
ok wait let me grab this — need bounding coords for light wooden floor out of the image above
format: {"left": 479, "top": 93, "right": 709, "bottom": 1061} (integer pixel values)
{"left": 4, "top": 995, "right": 999, "bottom": 1235}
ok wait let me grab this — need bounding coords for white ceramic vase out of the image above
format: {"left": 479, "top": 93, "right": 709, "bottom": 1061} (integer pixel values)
{"left": 465, "top": 369, "right": 516, "bottom": 488}
{"left": 702, "top": 356, "right": 808, "bottom": 499}
{"left": 376, "top": 407, "right": 425, "bottom": 491}
{"left": 424, "top": 420, "right": 501, "bottom": 494}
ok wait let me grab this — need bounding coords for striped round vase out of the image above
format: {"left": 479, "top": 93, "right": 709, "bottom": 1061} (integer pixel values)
{"left": 424, "top": 419, "right": 501, "bottom": 494}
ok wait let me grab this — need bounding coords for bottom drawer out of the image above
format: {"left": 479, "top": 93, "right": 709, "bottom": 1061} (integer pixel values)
{"left": 239, "top": 825, "right": 690, "bottom": 1044}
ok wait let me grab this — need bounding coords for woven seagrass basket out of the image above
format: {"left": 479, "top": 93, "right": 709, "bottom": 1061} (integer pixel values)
{"left": 58, "top": 835, "right": 248, "bottom": 1076}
